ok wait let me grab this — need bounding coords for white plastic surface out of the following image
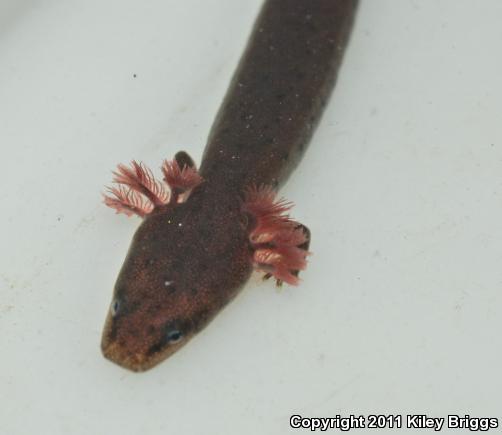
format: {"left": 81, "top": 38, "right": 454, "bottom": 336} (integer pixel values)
{"left": 1, "top": 1, "right": 501, "bottom": 434}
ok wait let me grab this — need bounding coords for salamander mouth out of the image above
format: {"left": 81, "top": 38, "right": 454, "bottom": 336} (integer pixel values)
{"left": 101, "top": 339, "right": 157, "bottom": 372}
{"left": 101, "top": 338, "right": 187, "bottom": 372}
{"left": 100, "top": 313, "right": 188, "bottom": 372}
{"left": 102, "top": 340, "right": 142, "bottom": 371}
{"left": 100, "top": 313, "right": 155, "bottom": 372}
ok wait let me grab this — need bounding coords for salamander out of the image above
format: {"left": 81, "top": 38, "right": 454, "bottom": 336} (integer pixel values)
{"left": 101, "top": 0, "right": 358, "bottom": 371}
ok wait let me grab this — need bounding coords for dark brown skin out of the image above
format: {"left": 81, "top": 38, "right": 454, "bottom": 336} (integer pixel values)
{"left": 102, "top": 0, "right": 358, "bottom": 371}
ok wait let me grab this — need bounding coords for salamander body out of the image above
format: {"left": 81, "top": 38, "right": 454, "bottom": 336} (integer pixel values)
{"left": 101, "top": 0, "right": 358, "bottom": 371}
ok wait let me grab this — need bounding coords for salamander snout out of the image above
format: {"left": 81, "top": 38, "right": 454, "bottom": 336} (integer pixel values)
{"left": 100, "top": 299, "right": 194, "bottom": 372}
{"left": 101, "top": 337, "right": 146, "bottom": 371}
{"left": 101, "top": 334, "right": 185, "bottom": 372}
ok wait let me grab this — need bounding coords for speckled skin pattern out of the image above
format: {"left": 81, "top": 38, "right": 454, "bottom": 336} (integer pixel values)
{"left": 101, "top": 0, "right": 358, "bottom": 371}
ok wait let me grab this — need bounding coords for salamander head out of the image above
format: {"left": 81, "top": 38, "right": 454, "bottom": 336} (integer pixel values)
{"left": 100, "top": 155, "right": 308, "bottom": 371}
{"left": 101, "top": 191, "right": 252, "bottom": 372}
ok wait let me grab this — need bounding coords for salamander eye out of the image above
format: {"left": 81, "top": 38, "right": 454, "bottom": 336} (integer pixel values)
{"left": 111, "top": 299, "right": 120, "bottom": 316}
{"left": 166, "top": 329, "right": 183, "bottom": 344}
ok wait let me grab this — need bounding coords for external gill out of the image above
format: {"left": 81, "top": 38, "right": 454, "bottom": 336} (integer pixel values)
{"left": 103, "top": 151, "right": 203, "bottom": 218}
{"left": 243, "top": 185, "right": 311, "bottom": 286}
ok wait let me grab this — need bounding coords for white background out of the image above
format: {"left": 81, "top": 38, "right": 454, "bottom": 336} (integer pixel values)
{"left": 1, "top": 0, "right": 501, "bottom": 434}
